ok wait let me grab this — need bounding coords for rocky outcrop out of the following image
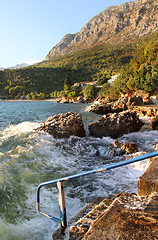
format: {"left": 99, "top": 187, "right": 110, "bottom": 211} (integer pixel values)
{"left": 121, "top": 142, "right": 138, "bottom": 154}
{"left": 53, "top": 152, "right": 158, "bottom": 240}
{"left": 89, "top": 104, "right": 113, "bottom": 114}
{"left": 114, "top": 140, "right": 138, "bottom": 154}
{"left": 47, "top": 34, "right": 76, "bottom": 58}
{"left": 68, "top": 152, "right": 158, "bottom": 239}
{"left": 137, "top": 156, "right": 158, "bottom": 196}
{"left": 127, "top": 95, "right": 144, "bottom": 107}
{"left": 82, "top": 192, "right": 158, "bottom": 240}
{"left": 36, "top": 112, "right": 86, "bottom": 138}
{"left": 89, "top": 97, "right": 128, "bottom": 114}
{"left": 88, "top": 110, "right": 144, "bottom": 139}
{"left": 69, "top": 197, "right": 114, "bottom": 240}
{"left": 135, "top": 106, "right": 158, "bottom": 118}
{"left": 46, "top": 0, "right": 158, "bottom": 59}
{"left": 150, "top": 116, "right": 158, "bottom": 130}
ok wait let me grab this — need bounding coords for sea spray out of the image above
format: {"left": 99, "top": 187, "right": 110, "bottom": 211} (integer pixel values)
{"left": 0, "top": 101, "right": 158, "bottom": 239}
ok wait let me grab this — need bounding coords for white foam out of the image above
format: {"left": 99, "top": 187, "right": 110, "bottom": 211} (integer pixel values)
{"left": 0, "top": 121, "right": 40, "bottom": 141}
{"left": 0, "top": 119, "right": 157, "bottom": 239}
{"left": 84, "top": 103, "right": 94, "bottom": 112}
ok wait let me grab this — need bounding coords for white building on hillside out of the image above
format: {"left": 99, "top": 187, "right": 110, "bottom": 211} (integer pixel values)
{"left": 74, "top": 81, "right": 97, "bottom": 87}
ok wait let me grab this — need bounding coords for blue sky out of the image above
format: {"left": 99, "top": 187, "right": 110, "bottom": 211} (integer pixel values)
{"left": 0, "top": 0, "right": 133, "bottom": 68}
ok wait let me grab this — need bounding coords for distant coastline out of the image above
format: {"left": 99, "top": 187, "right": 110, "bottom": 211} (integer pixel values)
{"left": 0, "top": 98, "right": 58, "bottom": 102}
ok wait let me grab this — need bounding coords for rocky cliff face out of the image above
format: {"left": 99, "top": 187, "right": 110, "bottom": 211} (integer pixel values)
{"left": 46, "top": 0, "right": 158, "bottom": 60}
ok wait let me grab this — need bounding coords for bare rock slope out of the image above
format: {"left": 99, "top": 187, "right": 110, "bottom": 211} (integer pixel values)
{"left": 46, "top": 0, "right": 158, "bottom": 59}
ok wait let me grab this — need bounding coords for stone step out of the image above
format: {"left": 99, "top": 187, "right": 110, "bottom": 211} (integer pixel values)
{"left": 82, "top": 192, "right": 158, "bottom": 240}
{"left": 53, "top": 202, "right": 97, "bottom": 240}
{"left": 69, "top": 197, "right": 113, "bottom": 240}
{"left": 53, "top": 191, "right": 158, "bottom": 240}
{"left": 53, "top": 193, "right": 124, "bottom": 240}
{"left": 53, "top": 196, "right": 112, "bottom": 240}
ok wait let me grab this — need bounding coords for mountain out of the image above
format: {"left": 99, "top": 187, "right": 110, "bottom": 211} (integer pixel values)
{"left": 8, "top": 63, "right": 29, "bottom": 70}
{"left": 46, "top": 0, "right": 158, "bottom": 60}
{"left": 0, "top": 63, "right": 29, "bottom": 71}
{"left": 0, "top": 0, "right": 157, "bottom": 100}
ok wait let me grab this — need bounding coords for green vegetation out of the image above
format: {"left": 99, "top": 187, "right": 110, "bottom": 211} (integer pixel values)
{"left": 0, "top": 32, "right": 157, "bottom": 100}
{"left": 83, "top": 85, "right": 98, "bottom": 100}
{"left": 113, "top": 33, "right": 158, "bottom": 94}
{"left": 0, "top": 41, "right": 135, "bottom": 99}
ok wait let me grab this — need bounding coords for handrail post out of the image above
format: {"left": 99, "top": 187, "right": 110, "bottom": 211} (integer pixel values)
{"left": 57, "top": 181, "right": 67, "bottom": 233}
{"left": 36, "top": 151, "right": 158, "bottom": 234}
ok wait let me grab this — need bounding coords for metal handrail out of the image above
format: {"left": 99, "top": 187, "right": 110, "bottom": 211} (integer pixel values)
{"left": 36, "top": 151, "right": 158, "bottom": 231}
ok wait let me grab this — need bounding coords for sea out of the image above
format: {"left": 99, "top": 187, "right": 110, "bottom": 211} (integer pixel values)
{"left": 0, "top": 100, "right": 158, "bottom": 240}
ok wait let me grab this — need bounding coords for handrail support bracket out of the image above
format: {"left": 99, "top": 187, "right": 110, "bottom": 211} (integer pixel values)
{"left": 57, "top": 181, "right": 67, "bottom": 231}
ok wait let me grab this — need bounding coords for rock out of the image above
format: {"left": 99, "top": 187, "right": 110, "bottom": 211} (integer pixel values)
{"left": 36, "top": 112, "right": 86, "bottom": 138}
{"left": 140, "top": 124, "right": 151, "bottom": 132}
{"left": 121, "top": 143, "right": 138, "bottom": 154}
{"left": 127, "top": 95, "right": 143, "bottom": 106}
{"left": 113, "top": 140, "right": 138, "bottom": 154}
{"left": 133, "top": 106, "right": 158, "bottom": 118}
{"left": 76, "top": 96, "right": 85, "bottom": 103}
{"left": 146, "top": 108, "right": 156, "bottom": 117}
{"left": 59, "top": 97, "right": 71, "bottom": 104}
{"left": 89, "top": 104, "right": 113, "bottom": 114}
{"left": 137, "top": 156, "right": 158, "bottom": 196}
{"left": 113, "top": 140, "right": 122, "bottom": 148}
{"left": 89, "top": 110, "right": 144, "bottom": 139}
{"left": 46, "top": 0, "right": 158, "bottom": 59}
{"left": 142, "top": 93, "right": 150, "bottom": 103}
{"left": 112, "top": 96, "right": 128, "bottom": 112}
{"left": 149, "top": 116, "right": 158, "bottom": 130}
{"left": 53, "top": 203, "right": 97, "bottom": 240}
{"left": 69, "top": 197, "right": 113, "bottom": 240}
{"left": 150, "top": 95, "right": 158, "bottom": 105}
{"left": 56, "top": 98, "right": 62, "bottom": 103}
{"left": 82, "top": 193, "right": 158, "bottom": 240}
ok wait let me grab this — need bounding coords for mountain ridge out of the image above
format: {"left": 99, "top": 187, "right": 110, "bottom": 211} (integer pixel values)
{"left": 46, "top": 0, "right": 158, "bottom": 60}
{"left": 0, "top": 63, "right": 29, "bottom": 71}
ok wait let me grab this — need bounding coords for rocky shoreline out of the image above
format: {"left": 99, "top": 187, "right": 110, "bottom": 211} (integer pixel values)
{"left": 33, "top": 93, "right": 158, "bottom": 239}
{"left": 50, "top": 94, "right": 158, "bottom": 239}
{"left": 53, "top": 150, "right": 158, "bottom": 240}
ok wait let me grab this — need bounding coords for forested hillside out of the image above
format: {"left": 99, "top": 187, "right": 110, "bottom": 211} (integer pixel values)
{"left": 113, "top": 32, "right": 158, "bottom": 94}
{"left": 0, "top": 0, "right": 157, "bottom": 100}
{"left": 0, "top": 40, "right": 135, "bottom": 99}
{"left": 0, "top": 32, "right": 157, "bottom": 100}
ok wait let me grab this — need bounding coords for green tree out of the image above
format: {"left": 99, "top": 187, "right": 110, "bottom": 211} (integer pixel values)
{"left": 64, "top": 73, "right": 71, "bottom": 91}
{"left": 83, "top": 85, "right": 97, "bottom": 100}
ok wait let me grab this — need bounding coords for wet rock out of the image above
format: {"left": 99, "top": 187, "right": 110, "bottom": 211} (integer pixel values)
{"left": 149, "top": 116, "right": 158, "bottom": 130}
{"left": 89, "top": 110, "right": 144, "bottom": 139}
{"left": 137, "top": 156, "right": 158, "bottom": 196}
{"left": 36, "top": 111, "right": 86, "bottom": 138}
{"left": 121, "top": 143, "right": 138, "bottom": 154}
{"left": 113, "top": 140, "right": 122, "bottom": 148}
{"left": 113, "top": 140, "right": 138, "bottom": 154}
{"left": 140, "top": 124, "right": 151, "bottom": 132}
{"left": 89, "top": 104, "right": 112, "bottom": 114}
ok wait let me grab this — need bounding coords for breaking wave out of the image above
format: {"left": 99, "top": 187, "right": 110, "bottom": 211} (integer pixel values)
{"left": 0, "top": 101, "right": 157, "bottom": 239}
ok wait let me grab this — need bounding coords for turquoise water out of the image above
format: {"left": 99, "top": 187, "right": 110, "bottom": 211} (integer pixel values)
{"left": 0, "top": 101, "right": 158, "bottom": 240}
